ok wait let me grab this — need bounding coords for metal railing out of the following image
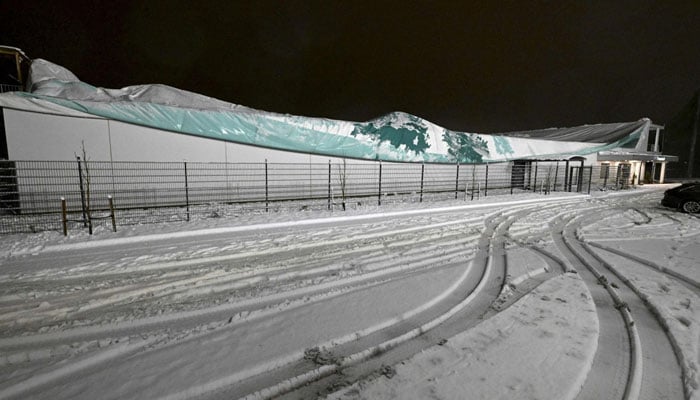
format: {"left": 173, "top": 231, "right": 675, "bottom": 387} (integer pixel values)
{"left": 0, "top": 84, "right": 22, "bottom": 93}
{"left": 0, "top": 159, "right": 633, "bottom": 234}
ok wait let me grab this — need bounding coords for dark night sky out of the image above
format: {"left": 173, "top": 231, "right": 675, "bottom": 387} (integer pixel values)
{"left": 2, "top": 1, "right": 700, "bottom": 133}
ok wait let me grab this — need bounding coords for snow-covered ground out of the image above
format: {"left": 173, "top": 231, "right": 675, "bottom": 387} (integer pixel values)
{"left": 0, "top": 185, "right": 697, "bottom": 400}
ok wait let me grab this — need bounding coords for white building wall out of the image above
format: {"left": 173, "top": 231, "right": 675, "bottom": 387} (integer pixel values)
{"left": 4, "top": 108, "right": 363, "bottom": 164}
{"left": 108, "top": 120, "right": 228, "bottom": 162}
{"left": 5, "top": 109, "right": 111, "bottom": 161}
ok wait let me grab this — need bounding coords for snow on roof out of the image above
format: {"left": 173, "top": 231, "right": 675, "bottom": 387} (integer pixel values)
{"left": 0, "top": 58, "right": 658, "bottom": 164}
{"left": 494, "top": 119, "right": 651, "bottom": 143}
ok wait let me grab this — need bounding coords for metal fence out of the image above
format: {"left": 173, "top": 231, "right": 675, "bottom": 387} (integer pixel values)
{"left": 0, "top": 84, "right": 22, "bottom": 93}
{"left": 0, "top": 159, "right": 633, "bottom": 234}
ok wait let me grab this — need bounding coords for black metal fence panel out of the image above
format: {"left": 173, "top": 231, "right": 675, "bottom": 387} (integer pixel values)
{"left": 0, "top": 159, "right": 636, "bottom": 234}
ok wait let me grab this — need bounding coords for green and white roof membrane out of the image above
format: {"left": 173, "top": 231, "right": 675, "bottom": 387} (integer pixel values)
{"left": 2, "top": 59, "right": 651, "bottom": 164}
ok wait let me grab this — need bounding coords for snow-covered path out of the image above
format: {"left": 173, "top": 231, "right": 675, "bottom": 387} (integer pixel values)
{"left": 0, "top": 187, "right": 698, "bottom": 400}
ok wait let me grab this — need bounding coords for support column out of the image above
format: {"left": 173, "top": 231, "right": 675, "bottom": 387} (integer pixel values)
{"left": 654, "top": 128, "right": 660, "bottom": 152}
{"left": 659, "top": 162, "right": 667, "bottom": 184}
{"left": 639, "top": 162, "right": 646, "bottom": 184}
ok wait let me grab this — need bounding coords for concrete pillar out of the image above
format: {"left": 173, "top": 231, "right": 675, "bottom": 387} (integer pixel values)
{"left": 659, "top": 162, "right": 667, "bottom": 184}
{"left": 654, "top": 128, "right": 660, "bottom": 152}
{"left": 639, "top": 162, "right": 646, "bottom": 184}
{"left": 634, "top": 162, "right": 641, "bottom": 185}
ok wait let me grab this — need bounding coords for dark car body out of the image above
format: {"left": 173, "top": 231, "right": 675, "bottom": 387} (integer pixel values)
{"left": 661, "top": 182, "right": 700, "bottom": 213}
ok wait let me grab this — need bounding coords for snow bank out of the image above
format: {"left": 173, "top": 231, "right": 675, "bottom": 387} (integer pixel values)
{"left": 4, "top": 194, "right": 587, "bottom": 257}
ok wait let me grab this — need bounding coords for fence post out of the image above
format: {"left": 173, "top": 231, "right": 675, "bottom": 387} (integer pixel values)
{"left": 108, "top": 195, "right": 117, "bottom": 232}
{"left": 327, "top": 160, "right": 331, "bottom": 211}
{"left": 510, "top": 163, "right": 514, "bottom": 195}
{"left": 564, "top": 160, "right": 570, "bottom": 192}
{"left": 265, "top": 159, "right": 269, "bottom": 212}
{"left": 378, "top": 160, "right": 382, "bottom": 206}
{"left": 76, "top": 156, "right": 87, "bottom": 227}
{"left": 578, "top": 166, "right": 584, "bottom": 192}
{"left": 603, "top": 166, "right": 608, "bottom": 189}
{"left": 588, "top": 167, "right": 593, "bottom": 194}
{"left": 484, "top": 163, "right": 489, "bottom": 197}
{"left": 419, "top": 163, "right": 424, "bottom": 202}
{"left": 532, "top": 162, "right": 538, "bottom": 192}
{"left": 454, "top": 162, "right": 460, "bottom": 199}
{"left": 184, "top": 161, "right": 190, "bottom": 221}
{"left": 61, "top": 197, "right": 67, "bottom": 236}
{"left": 471, "top": 165, "right": 476, "bottom": 200}
{"left": 553, "top": 161, "right": 559, "bottom": 192}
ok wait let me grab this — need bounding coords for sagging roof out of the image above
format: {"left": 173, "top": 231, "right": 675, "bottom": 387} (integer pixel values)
{"left": 0, "top": 57, "right": 662, "bottom": 164}
{"left": 495, "top": 119, "right": 651, "bottom": 143}
{"left": 598, "top": 151, "right": 678, "bottom": 162}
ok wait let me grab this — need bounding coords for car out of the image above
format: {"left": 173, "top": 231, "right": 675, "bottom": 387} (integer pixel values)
{"left": 661, "top": 182, "right": 700, "bottom": 213}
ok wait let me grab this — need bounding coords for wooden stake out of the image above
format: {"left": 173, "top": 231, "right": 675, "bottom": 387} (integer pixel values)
{"left": 61, "top": 197, "right": 67, "bottom": 236}
{"left": 108, "top": 195, "right": 117, "bottom": 232}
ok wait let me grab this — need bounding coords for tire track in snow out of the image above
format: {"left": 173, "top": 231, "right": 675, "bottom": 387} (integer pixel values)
{"left": 0, "top": 241, "right": 476, "bottom": 353}
{"left": 574, "top": 206, "right": 696, "bottom": 400}
{"left": 0, "top": 231, "right": 479, "bottom": 348}
{"left": 228, "top": 206, "right": 559, "bottom": 400}
{"left": 1, "top": 217, "right": 485, "bottom": 302}
{"left": 0, "top": 220, "right": 484, "bottom": 337}
{"left": 1, "top": 216, "right": 484, "bottom": 281}
{"left": 0, "top": 198, "right": 584, "bottom": 398}
{"left": 0, "top": 211, "right": 502, "bottom": 399}
{"left": 555, "top": 211, "right": 684, "bottom": 400}
{"left": 578, "top": 242, "right": 691, "bottom": 400}
{"left": 0, "top": 252, "right": 476, "bottom": 399}
{"left": 556, "top": 213, "right": 641, "bottom": 400}
{"left": 584, "top": 241, "right": 700, "bottom": 295}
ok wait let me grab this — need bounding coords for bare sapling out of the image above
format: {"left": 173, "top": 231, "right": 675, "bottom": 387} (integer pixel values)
{"left": 337, "top": 159, "right": 347, "bottom": 211}
{"left": 81, "top": 141, "right": 93, "bottom": 234}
